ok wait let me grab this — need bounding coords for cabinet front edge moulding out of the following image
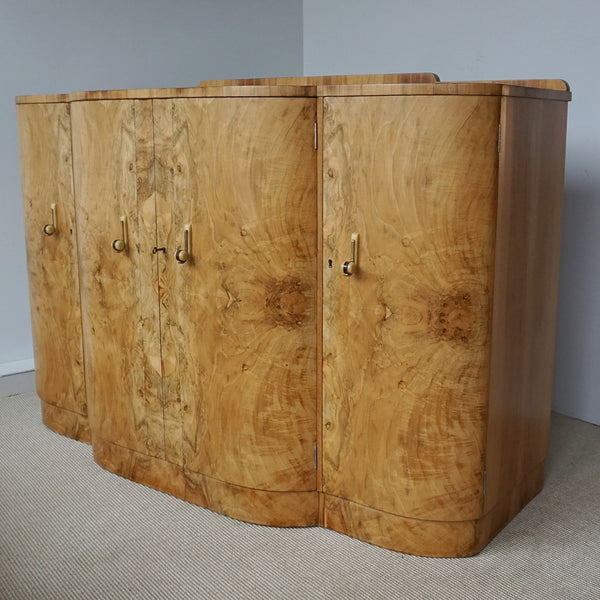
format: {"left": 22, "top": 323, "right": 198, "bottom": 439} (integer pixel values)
{"left": 16, "top": 75, "right": 570, "bottom": 558}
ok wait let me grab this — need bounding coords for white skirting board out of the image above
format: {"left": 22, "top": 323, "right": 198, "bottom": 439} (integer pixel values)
{"left": 0, "top": 359, "right": 35, "bottom": 377}
{"left": 0, "top": 360, "right": 35, "bottom": 396}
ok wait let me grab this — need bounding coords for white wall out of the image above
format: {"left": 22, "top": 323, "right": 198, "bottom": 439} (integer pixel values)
{"left": 0, "top": 0, "right": 302, "bottom": 372}
{"left": 304, "top": 0, "right": 600, "bottom": 424}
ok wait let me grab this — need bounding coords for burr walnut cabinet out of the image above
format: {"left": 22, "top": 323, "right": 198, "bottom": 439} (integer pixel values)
{"left": 16, "top": 74, "right": 570, "bottom": 557}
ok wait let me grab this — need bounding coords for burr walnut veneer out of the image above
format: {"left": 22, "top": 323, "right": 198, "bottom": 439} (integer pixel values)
{"left": 16, "top": 74, "right": 570, "bottom": 557}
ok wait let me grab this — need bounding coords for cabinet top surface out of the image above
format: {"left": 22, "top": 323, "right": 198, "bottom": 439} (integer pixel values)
{"left": 15, "top": 81, "right": 571, "bottom": 105}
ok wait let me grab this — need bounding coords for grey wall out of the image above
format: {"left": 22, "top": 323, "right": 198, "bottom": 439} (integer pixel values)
{"left": 304, "top": 0, "right": 600, "bottom": 424}
{"left": 0, "top": 0, "right": 302, "bottom": 374}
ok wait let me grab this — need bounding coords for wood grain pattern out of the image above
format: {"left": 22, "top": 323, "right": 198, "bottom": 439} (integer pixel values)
{"left": 198, "top": 73, "right": 440, "bottom": 86}
{"left": 40, "top": 398, "right": 91, "bottom": 443}
{"left": 323, "top": 460, "right": 544, "bottom": 557}
{"left": 17, "top": 80, "right": 571, "bottom": 556}
{"left": 316, "top": 83, "right": 571, "bottom": 101}
{"left": 94, "top": 436, "right": 318, "bottom": 526}
{"left": 15, "top": 80, "right": 571, "bottom": 106}
{"left": 483, "top": 96, "right": 569, "bottom": 514}
{"left": 475, "top": 79, "right": 570, "bottom": 91}
{"left": 16, "top": 85, "right": 316, "bottom": 105}
{"left": 322, "top": 95, "right": 501, "bottom": 522}
{"left": 323, "top": 494, "right": 480, "bottom": 557}
{"left": 16, "top": 93, "right": 72, "bottom": 104}
{"left": 93, "top": 436, "right": 186, "bottom": 498}
{"left": 17, "top": 102, "right": 87, "bottom": 441}
{"left": 316, "top": 97, "right": 325, "bottom": 524}
{"left": 71, "top": 100, "right": 165, "bottom": 458}
{"left": 153, "top": 97, "right": 318, "bottom": 493}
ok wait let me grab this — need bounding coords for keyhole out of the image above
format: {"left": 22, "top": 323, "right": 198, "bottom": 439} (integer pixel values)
{"left": 328, "top": 259, "right": 333, "bottom": 268}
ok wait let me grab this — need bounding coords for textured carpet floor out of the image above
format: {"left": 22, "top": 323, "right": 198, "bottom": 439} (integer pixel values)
{"left": 1, "top": 392, "right": 599, "bottom": 599}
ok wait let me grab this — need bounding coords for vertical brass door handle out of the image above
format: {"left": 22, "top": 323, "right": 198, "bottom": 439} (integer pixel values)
{"left": 175, "top": 224, "right": 191, "bottom": 263}
{"left": 342, "top": 233, "right": 359, "bottom": 276}
{"left": 111, "top": 216, "right": 128, "bottom": 252}
{"left": 43, "top": 204, "right": 57, "bottom": 236}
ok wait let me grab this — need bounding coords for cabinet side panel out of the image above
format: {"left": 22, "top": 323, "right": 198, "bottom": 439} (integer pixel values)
{"left": 154, "top": 97, "right": 318, "bottom": 493}
{"left": 322, "top": 95, "right": 500, "bottom": 522}
{"left": 17, "top": 103, "right": 88, "bottom": 440}
{"left": 72, "top": 100, "right": 164, "bottom": 458}
{"left": 484, "top": 97, "right": 568, "bottom": 513}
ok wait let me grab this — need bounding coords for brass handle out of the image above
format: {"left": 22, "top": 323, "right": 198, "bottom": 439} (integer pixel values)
{"left": 342, "top": 233, "right": 359, "bottom": 276}
{"left": 43, "top": 204, "right": 57, "bottom": 236}
{"left": 112, "top": 216, "right": 128, "bottom": 253}
{"left": 175, "top": 224, "right": 191, "bottom": 263}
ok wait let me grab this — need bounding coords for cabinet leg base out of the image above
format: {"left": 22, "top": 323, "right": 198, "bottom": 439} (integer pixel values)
{"left": 40, "top": 398, "right": 91, "bottom": 444}
{"left": 93, "top": 436, "right": 319, "bottom": 527}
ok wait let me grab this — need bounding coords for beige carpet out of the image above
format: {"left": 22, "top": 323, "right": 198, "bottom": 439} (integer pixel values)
{"left": 1, "top": 391, "right": 599, "bottom": 599}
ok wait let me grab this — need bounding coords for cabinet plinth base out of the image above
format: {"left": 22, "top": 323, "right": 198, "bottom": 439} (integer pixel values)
{"left": 92, "top": 433, "right": 545, "bottom": 556}
{"left": 322, "top": 462, "right": 545, "bottom": 557}
{"left": 40, "top": 397, "right": 91, "bottom": 444}
{"left": 93, "top": 437, "right": 319, "bottom": 527}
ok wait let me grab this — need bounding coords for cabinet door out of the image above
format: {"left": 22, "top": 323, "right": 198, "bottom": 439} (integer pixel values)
{"left": 322, "top": 95, "right": 499, "bottom": 522}
{"left": 17, "top": 103, "right": 88, "bottom": 441}
{"left": 154, "top": 97, "right": 317, "bottom": 492}
{"left": 71, "top": 100, "right": 165, "bottom": 458}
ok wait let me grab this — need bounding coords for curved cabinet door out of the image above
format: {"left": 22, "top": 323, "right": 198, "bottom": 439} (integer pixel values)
{"left": 17, "top": 103, "right": 88, "bottom": 441}
{"left": 322, "top": 95, "right": 500, "bottom": 555}
{"left": 153, "top": 98, "right": 318, "bottom": 502}
{"left": 71, "top": 100, "right": 165, "bottom": 459}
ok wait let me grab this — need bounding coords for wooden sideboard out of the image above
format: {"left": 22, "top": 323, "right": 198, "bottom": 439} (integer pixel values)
{"left": 16, "top": 74, "right": 570, "bottom": 557}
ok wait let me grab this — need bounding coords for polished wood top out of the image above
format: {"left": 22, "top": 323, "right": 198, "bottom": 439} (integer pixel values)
{"left": 16, "top": 80, "right": 571, "bottom": 104}
{"left": 198, "top": 72, "right": 441, "bottom": 86}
